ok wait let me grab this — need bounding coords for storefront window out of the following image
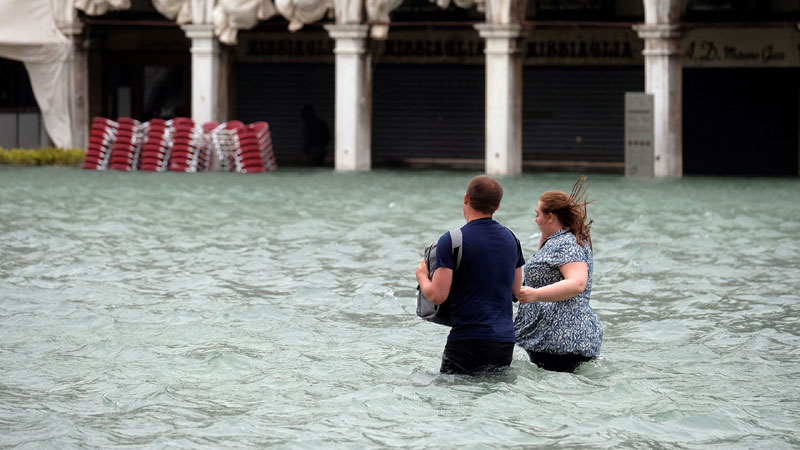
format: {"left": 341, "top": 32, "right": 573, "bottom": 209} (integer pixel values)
{"left": 143, "top": 66, "right": 185, "bottom": 119}
{"left": 0, "top": 58, "right": 37, "bottom": 109}
{"left": 0, "top": 58, "right": 41, "bottom": 148}
{"left": 102, "top": 58, "right": 189, "bottom": 121}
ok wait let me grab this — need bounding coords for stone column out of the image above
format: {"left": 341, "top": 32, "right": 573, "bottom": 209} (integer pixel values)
{"left": 635, "top": 24, "right": 683, "bottom": 178}
{"left": 324, "top": 24, "right": 372, "bottom": 172}
{"left": 181, "top": 24, "right": 220, "bottom": 124}
{"left": 475, "top": 24, "right": 524, "bottom": 176}
{"left": 59, "top": 24, "right": 89, "bottom": 150}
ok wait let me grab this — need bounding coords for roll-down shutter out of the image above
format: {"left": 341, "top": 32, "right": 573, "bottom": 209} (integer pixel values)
{"left": 523, "top": 66, "right": 644, "bottom": 162}
{"left": 237, "top": 63, "right": 335, "bottom": 163}
{"left": 372, "top": 64, "right": 485, "bottom": 162}
{"left": 683, "top": 68, "right": 799, "bottom": 176}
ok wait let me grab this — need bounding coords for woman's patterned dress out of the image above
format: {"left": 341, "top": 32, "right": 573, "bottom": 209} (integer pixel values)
{"left": 514, "top": 229, "right": 603, "bottom": 357}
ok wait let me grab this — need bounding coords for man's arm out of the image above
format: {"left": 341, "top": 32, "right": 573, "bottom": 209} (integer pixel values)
{"left": 512, "top": 267, "right": 523, "bottom": 299}
{"left": 416, "top": 259, "right": 453, "bottom": 305}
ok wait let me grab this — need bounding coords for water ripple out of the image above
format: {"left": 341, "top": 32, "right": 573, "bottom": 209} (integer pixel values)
{"left": 1, "top": 167, "right": 799, "bottom": 447}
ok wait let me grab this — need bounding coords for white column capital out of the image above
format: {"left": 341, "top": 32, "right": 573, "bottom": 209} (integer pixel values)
{"left": 182, "top": 23, "right": 216, "bottom": 40}
{"left": 324, "top": 24, "right": 370, "bottom": 40}
{"left": 475, "top": 24, "right": 524, "bottom": 56}
{"left": 325, "top": 24, "right": 370, "bottom": 56}
{"left": 474, "top": 23, "right": 523, "bottom": 40}
{"left": 633, "top": 23, "right": 682, "bottom": 40}
{"left": 182, "top": 24, "right": 219, "bottom": 60}
{"left": 634, "top": 24, "right": 682, "bottom": 56}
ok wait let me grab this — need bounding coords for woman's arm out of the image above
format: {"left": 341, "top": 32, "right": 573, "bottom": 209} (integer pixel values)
{"left": 416, "top": 258, "right": 453, "bottom": 305}
{"left": 516, "top": 261, "right": 588, "bottom": 303}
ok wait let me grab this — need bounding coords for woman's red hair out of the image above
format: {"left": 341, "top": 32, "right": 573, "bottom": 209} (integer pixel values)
{"left": 539, "top": 176, "right": 593, "bottom": 250}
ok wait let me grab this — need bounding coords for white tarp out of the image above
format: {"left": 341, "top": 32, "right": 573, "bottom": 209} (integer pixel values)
{"left": 74, "top": 0, "right": 131, "bottom": 15}
{"left": 152, "top": 0, "right": 193, "bottom": 23}
{"left": 0, "top": 0, "right": 72, "bottom": 148}
{"left": 274, "top": 0, "right": 331, "bottom": 33}
{"left": 214, "top": 0, "right": 278, "bottom": 44}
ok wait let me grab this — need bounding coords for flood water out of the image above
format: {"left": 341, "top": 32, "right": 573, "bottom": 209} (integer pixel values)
{"left": 1, "top": 167, "right": 799, "bottom": 448}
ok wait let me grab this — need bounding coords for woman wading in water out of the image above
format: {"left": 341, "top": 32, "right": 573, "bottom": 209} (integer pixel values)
{"left": 514, "top": 176, "right": 602, "bottom": 372}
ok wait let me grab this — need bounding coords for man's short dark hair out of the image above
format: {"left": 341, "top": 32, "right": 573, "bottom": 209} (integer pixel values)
{"left": 467, "top": 175, "right": 503, "bottom": 214}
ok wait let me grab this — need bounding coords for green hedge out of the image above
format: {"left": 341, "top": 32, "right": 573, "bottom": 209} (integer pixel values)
{"left": 0, "top": 146, "right": 85, "bottom": 166}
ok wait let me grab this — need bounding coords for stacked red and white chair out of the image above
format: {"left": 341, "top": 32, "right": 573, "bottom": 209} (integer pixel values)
{"left": 108, "top": 118, "right": 146, "bottom": 171}
{"left": 196, "top": 121, "right": 219, "bottom": 172}
{"left": 232, "top": 122, "right": 276, "bottom": 173}
{"left": 209, "top": 121, "right": 241, "bottom": 172}
{"left": 248, "top": 121, "right": 277, "bottom": 172}
{"left": 85, "top": 117, "right": 277, "bottom": 173}
{"left": 83, "top": 117, "right": 118, "bottom": 170}
{"left": 211, "top": 120, "right": 277, "bottom": 174}
{"left": 139, "top": 119, "right": 173, "bottom": 171}
{"left": 168, "top": 118, "right": 204, "bottom": 172}
{"left": 225, "top": 121, "right": 249, "bottom": 172}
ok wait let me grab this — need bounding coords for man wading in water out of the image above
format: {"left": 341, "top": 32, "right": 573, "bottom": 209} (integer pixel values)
{"left": 416, "top": 175, "right": 525, "bottom": 375}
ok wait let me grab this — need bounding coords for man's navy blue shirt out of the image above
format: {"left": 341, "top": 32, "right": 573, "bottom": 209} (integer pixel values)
{"left": 435, "top": 217, "right": 525, "bottom": 343}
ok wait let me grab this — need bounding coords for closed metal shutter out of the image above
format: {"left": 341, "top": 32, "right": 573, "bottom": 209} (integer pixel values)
{"left": 238, "top": 63, "right": 645, "bottom": 166}
{"left": 683, "top": 68, "right": 799, "bottom": 176}
{"left": 523, "top": 66, "right": 644, "bottom": 162}
{"left": 372, "top": 64, "right": 485, "bottom": 162}
{"left": 236, "top": 63, "right": 335, "bottom": 163}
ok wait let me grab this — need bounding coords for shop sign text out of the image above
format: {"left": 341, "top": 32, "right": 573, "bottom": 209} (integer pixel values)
{"left": 682, "top": 29, "right": 799, "bottom": 67}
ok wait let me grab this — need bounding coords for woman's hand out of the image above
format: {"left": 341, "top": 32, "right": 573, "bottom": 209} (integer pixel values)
{"left": 517, "top": 286, "right": 538, "bottom": 303}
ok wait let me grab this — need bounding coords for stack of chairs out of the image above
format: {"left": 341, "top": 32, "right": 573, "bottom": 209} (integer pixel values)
{"left": 83, "top": 117, "right": 118, "bottom": 170}
{"left": 139, "top": 119, "right": 173, "bottom": 171}
{"left": 206, "top": 124, "right": 223, "bottom": 171}
{"left": 109, "top": 118, "right": 146, "bottom": 171}
{"left": 226, "top": 120, "right": 248, "bottom": 172}
{"left": 209, "top": 121, "right": 242, "bottom": 172}
{"left": 169, "top": 118, "right": 204, "bottom": 172}
{"left": 197, "top": 121, "right": 219, "bottom": 172}
{"left": 83, "top": 117, "right": 278, "bottom": 173}
{"left": 248, "top": 121, "right": 277, "bottom": 172}
{"left": 217, "top": 120, "right": 278, "bottom": 174}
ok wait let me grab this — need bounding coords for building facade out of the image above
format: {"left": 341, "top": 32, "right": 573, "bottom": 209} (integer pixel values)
{"left": 1, "top": 0, "right": 799, "bottom": 176}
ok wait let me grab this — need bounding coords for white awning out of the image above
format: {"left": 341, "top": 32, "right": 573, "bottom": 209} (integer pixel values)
{"left": 0, "top": 0, "right": 73, "bottom": 149}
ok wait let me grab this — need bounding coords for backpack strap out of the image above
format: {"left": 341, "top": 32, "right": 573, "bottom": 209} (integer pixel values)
{"left": 448, "top": 228, "right": 462, "bottom": 270}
